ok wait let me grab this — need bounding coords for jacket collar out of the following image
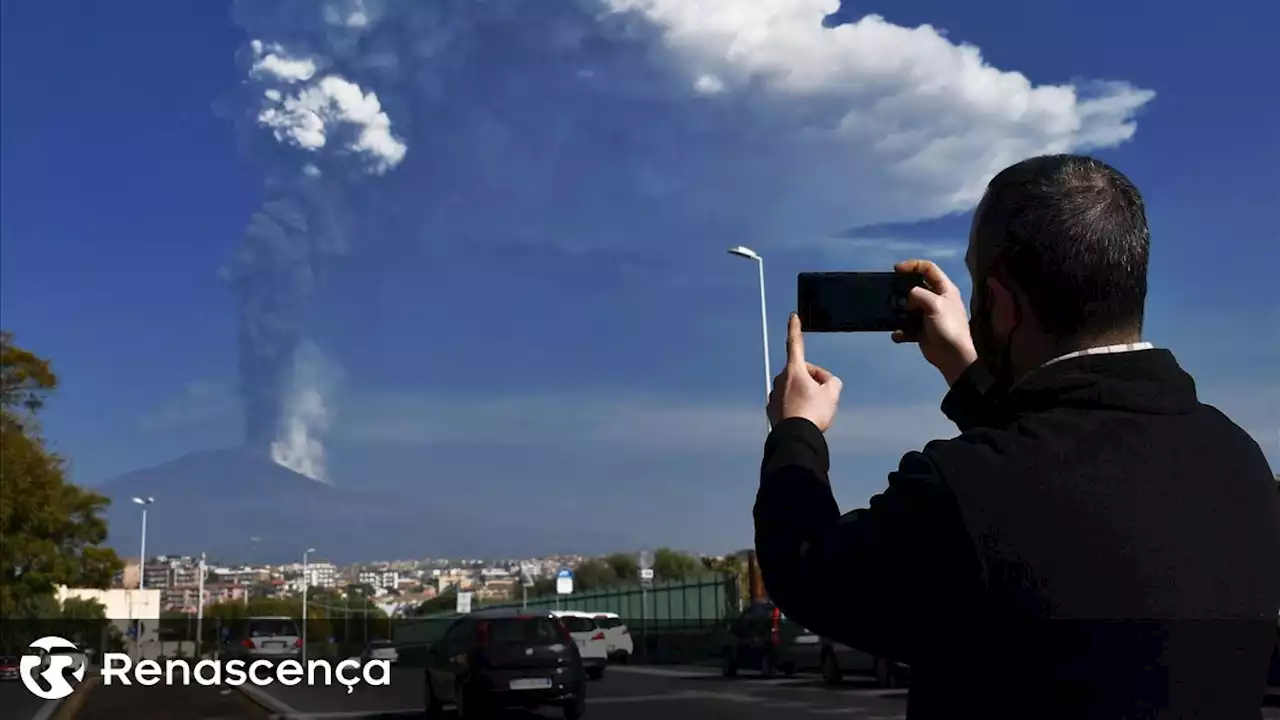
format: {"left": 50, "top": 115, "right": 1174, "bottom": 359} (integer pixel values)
{"left": 1001, "top": 348, "right": 1199, "bottom": 418}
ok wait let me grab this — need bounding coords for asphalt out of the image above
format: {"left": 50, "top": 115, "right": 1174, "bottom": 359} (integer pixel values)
{"left": 0, "top": 679, "right": 54, "bottom": 720}
{"left": 3, "top": 666, "right": 1279, "bottom": 719}
{"left": 242, "top": 664, "right": 915, "bottom": 719}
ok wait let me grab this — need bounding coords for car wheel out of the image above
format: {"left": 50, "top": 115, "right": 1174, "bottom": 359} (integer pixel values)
{"left": 820, "top": 651, "right": 842, "bottom": 685}
{"left": 781, "top": 662, "right": 796, "bottom": 678}
{"left": 761, "top": 654, "right": 777, "bottom": 679}
{"left": 454, "top": 680, "right": 477, "bottom": 719}
{"left": 563, "top": 698, "right": 586, "bottom": 720}
{"left": 721, "top": 650, "right": 738, "bottom": 678}
{"left": 423, "top": 674, "right": 443, "bottom": 718}
{"left": 588, "top": 666, "right": 605, "bottom": 681}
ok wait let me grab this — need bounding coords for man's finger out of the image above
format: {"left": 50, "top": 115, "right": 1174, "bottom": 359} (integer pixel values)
{"left": 806, "top": 362, "right": 838, "bottom": 384}
{"left": 904, "top": 286, "right": 941, "bottom": 315}
{"left": 890, "top": 329, "right": 916, "bottom": 344}
{"left": 786, "top": 313, "right": 805, "bottom": 367}
{"left": 896, "top": 258, "right": 958, "bottom": 296}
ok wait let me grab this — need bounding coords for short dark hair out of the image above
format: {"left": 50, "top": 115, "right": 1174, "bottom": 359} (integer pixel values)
{"left": 972, "top": 154, "right": 1149, "bottom": 343}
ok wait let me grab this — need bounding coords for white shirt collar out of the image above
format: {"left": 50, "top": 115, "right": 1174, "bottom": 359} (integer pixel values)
{"left": 1041, "top": 342, "right": 1155, "bottom": 369}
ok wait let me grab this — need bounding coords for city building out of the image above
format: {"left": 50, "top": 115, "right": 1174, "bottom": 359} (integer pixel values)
{"left": 55, "top": 586, "right": 162, "bottom": 659}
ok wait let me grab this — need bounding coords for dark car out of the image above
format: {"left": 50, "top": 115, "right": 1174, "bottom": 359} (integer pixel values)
{"left": 423, "top": 608, "right": 587, "bottom": 719}
{"left": 721, "top": 600, "right": 805, "bottom": 678}
{"left": 0, "top": 656, "right": 18, "bottom": 680}
{"left": 819, "top": 640, "right": 911, "bottom": 688}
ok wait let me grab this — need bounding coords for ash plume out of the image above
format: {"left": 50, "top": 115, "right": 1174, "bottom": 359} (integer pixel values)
{"left": 221, "top": 13, "right": 407, "bottom": 482}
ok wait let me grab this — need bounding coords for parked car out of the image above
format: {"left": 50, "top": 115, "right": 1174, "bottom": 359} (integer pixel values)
{"left": 361, "top": 639, "right": 399, "bottom": 665}
{"left": 591, "top": 612, "right": 634, "bottom": 663}
{"left": 819, "top": 640, "right": 910, "bottom": 688}
{"left": 226, "top": 616, "right": 302, "bottom": 662}
{"left": 721, "top": 600, "right": 808, "bottom": 678}
{"left": 0, "top": 656, "right": 19, "bottom": 680}
{"left": 423, "top": 608, "right": 587, "bottom": 719}
{"left": 551, "top": 610, "right": 609, "bottom": 679}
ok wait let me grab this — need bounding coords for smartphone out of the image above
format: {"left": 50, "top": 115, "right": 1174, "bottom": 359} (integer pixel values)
{"left": 796, "top": 272, "right": 926, "bottom": 333}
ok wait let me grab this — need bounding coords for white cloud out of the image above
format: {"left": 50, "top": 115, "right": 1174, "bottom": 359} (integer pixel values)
{"left": 588, "top": 0, "right": 1155, "bottom": 225}
{"left": 256, "top": 75, "right": 407, "bottom": 173}
{"left": 249, "top": 40, "right": 317, "bottom": 83}
{"left": 247, "top": 41, "right": 406, "bottom": 175}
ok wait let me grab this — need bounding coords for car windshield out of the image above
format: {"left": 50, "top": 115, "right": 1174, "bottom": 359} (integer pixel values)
{"left": 595, "top": 617, "right": 622, "bottom": 629}
{"left": 248, "top": 620, "right": 298, "bottom": 637}
{"left": 485, "top": 618, "right": 563, "bottom": 645}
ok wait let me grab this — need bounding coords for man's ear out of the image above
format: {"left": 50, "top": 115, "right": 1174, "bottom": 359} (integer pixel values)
{"left": 986, "top": 276, "right": 1018, "bottom": 336}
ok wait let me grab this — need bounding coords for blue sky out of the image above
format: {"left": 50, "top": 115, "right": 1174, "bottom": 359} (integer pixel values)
{"left": 2, "top": 0, "right": 1276, "bottom": 554}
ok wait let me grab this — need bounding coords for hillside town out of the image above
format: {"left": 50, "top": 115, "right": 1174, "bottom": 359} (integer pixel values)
{"left": 106, "top": 551, "right": 719, "bottom": 617}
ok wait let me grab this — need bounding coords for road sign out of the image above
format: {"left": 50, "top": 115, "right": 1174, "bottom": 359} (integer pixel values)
{"left": 556, "top": 568, "right": 574, "bottom": 595}
{"left": 456, "top": 592, "right": 473, "bottom": 614}
{"left": 638, "top": 550, "right": 654, "bottom": 570}
{"left": 519, "top": 564, "right": 536, "bottom": 588}
{"left": 640, "top": 567, "right": 654, "bottom": 589}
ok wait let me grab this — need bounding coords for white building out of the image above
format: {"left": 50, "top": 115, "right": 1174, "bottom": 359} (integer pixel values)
{"left": 55, "top": 586, "right": 162, "bottom": 659}
{"left": 307, "top": 562, "right": 337, "bottom": 588}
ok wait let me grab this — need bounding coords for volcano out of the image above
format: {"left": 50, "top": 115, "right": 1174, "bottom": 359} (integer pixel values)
{"left": 97, "top": 447, "right": 624, "bottom": 563}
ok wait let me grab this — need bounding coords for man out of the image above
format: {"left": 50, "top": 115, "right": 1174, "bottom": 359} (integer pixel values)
{"left": 755, "top": 154, "right": 1280, "bottom": 719}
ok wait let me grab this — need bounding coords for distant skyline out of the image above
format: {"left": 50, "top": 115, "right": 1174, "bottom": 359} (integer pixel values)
{"left": 2, "top": 0, "right": 1276, "bottom": 552}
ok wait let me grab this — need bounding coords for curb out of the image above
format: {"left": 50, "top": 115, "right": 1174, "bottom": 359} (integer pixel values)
{"left": 32, "top": 674, "right": 101, "bottom": 720}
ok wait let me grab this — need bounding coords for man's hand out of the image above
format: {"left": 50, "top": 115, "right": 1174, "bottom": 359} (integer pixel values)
{"left": 768, "top": 313, "right": 843, "bottom": 432}
{"left": 891, "top": 259, "right": 978, "bottom": 386}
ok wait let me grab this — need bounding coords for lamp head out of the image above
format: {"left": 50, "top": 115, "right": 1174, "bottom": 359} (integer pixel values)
{"left": 132, "top": 497, "right": 155, "bottom": 506}
{"left": 727, "top": 246, "right": 761, "bottom": 261}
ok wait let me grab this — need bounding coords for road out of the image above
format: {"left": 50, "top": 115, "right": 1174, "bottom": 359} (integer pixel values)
{"left": 0, "top": 679, "right": 55, "bottom": 720}
{"left": 2, "top": 667, "right": 1278, "bottom": 719}
{"left": 242, "top": 665, "right": 1280, "bottom": 720}
{"left": 245, "top": 664, "right": 913, "bottom": 719}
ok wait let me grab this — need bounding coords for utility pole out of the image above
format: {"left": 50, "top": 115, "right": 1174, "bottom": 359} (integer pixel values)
{"left": 196, "top": 552, "right": 206, "bottom": 659}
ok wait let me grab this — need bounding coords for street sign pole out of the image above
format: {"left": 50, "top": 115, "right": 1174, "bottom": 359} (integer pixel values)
{"left": 638, "top": 551, "right": 654, "bottom": 664}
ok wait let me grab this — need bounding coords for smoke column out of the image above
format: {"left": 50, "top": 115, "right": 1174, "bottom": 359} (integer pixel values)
{"left": 221, "top": 28, "right": 406, "bottom": 482}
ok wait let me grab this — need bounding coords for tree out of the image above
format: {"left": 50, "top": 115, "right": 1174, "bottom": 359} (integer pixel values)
{"left": 0, "top": 332, "right": 121, "bottom": 623}
{"left": 572, "top": 559, "right": 618, "bottom": 591}
{"left": 603, "top": 553, "right": 639, "bottom": 582}
{"left": 652, "top": 548, "right": 699, "bottom": 582}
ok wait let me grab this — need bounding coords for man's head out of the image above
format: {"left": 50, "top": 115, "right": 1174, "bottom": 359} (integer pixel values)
{"left": 965, "top": 154, "right": 1150, "bottom": 381}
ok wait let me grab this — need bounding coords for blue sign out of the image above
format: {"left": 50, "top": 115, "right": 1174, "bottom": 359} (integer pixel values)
{"left": 557, "top": 568, "right": 573, "bottom": 578}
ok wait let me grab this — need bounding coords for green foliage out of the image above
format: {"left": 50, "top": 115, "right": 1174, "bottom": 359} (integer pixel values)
{"left": 652, "top": 548, "right": 699, "bottom": 582}
{"left": 0, "top": 332, "right": 122, "bottom": 621}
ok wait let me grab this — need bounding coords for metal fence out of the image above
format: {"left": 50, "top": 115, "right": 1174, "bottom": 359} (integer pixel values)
{"left": 393, "top": 574, "right": 741, "bottom": 666}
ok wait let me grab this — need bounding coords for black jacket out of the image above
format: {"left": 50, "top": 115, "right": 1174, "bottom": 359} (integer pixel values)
{"left": 755, "top": 349, "right": 1280, "bottom": 719}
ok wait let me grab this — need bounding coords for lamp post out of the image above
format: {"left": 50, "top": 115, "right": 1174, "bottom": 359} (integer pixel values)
{"left": 131, "top": 497, "right": 155, "bottom": 659}
{"left": 727, "top": 246, "right": 772, "bottom": 433}
{"left": 301, "top": 548, "right": 316, "bottom": 663}
{"left": 196, "top": 552, "right": 206, "bottom": 659}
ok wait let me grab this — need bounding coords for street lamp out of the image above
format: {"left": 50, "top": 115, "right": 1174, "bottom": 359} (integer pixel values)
{"left": 132, "top": 497, "right": 156, "bottom": 589}
{"left": 131, "top": 497, "right": 155, "bottom": 661}
{"left": 301, "top": 548, "right": 316, "bottom": 663}
{"left": 727, "top": 246, "right": 772, "bottom": 432}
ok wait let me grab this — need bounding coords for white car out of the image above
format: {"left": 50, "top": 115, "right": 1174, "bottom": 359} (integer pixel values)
{"left": 590, "top": 612, "right": 634, "bottom": 662}
{"left": 234, "top": 616, "right": 303, "bottom": 662}
{"left": 550, "top": 611, "right": 608, "bottom": 680}
{"left": 361, "top": 640, "right": 398, "bottom": 664}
